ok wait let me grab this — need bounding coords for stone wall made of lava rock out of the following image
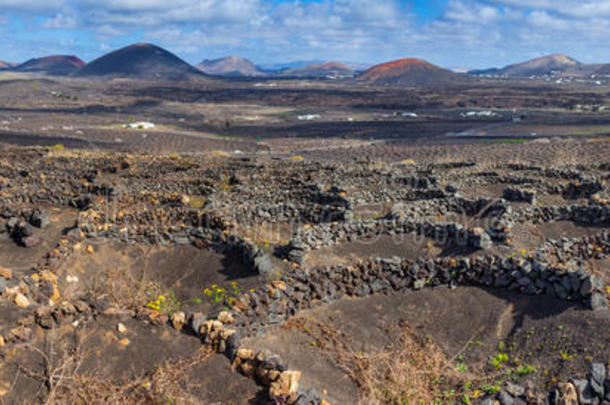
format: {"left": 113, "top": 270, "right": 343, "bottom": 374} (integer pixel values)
{"left": 285, "top": 218, "right": 497, "bottom": 262}
{"left": 513, "top": 204, "right": 610, "bottom": 226}
{"left": 154, "top": 247, "right": 609, "bottom": 404}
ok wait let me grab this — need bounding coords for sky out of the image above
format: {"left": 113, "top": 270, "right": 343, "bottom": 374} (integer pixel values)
{"left": 1, "top": 0, "right": 610, "bottom": 69}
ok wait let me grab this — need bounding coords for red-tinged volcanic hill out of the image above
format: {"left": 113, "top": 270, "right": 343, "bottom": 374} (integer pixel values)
{"left": 76, "top": 43, "right": 203, "bottom": 79}
{"left": 280, "top": 62, "right": 355, "bottom": 78}
{"left": 14, "top": 55, "right": 85, "bottom": 75}
{"left": 0, "top": 60, "right": 16, "bottom": 70}
{"left": 357, "top": 58, "right": 466, "bottom": 86}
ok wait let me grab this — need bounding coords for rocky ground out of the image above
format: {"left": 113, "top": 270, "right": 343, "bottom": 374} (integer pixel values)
{"left": 0, "top": 74, "right": 609, "bottom": 404}
{"left": 0, "top": 144, "right": 608, "bottom": 404}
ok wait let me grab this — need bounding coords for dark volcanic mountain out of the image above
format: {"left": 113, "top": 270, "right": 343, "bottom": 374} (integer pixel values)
{"left": 195, "top": 56, "right": 266, "bottom": 77}
{"left": 596, "top": 64, "right": 610, "bottom": 75}
{"left": 357, "top": 58, "right": 464, "bottom": 86}
{"left": 280, "top": 62, "right": 355, "bottom": 78}
{"left": 76, "top": 43, "right": 203, "bottom": 79}
{"left": 14, "top": 55, "right": 85, "bottom": 75}
{"left": 470, "top": 54, "right": 582, "bottom": 77}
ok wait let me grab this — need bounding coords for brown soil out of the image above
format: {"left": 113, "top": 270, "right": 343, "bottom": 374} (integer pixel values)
{"left": 246, "top": 287, "right": 610, "bottom": 404}
{"left": 306, "top": 234, "right": 438, "bottom": 268}
{"left": 0, "top": 317, "right": 265, "bottom": 404}
{"left": 59, "top": 242, "right": 265, "bottom": 314}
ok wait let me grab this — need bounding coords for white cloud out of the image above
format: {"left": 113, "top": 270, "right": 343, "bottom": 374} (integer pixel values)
{"left": 43, "top": 13, "right": 77, "bottom": 29}
{"left": 2, "top": 0, "right": 610, "bottom": 67}
{"left": 493, "top": 0, "right": 610, "bottom": 17}
{"left": 77, "top": 0, "right": 267, "bottom": 25}
{"left": 444, "top": 0, "right": 500, "bottom": 23}
{"left": 0, "top": 0, "right": 64, "bottom": 11}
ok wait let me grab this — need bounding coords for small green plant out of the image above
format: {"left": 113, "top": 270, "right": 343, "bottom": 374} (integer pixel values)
{"left": 492, "top": 353, "right": 509, "bottom": 369}
{"left": 482, "top": 384, "right": 501, "bottom": 394}
{"left": 146, "top": 292, "right": 181, "bottom": 314}
{"left": 203, "top": 281, "right": 242, "bottom": 307}
{"left": 488, "top": 138, "right": 528, "bottom": 144}
{"left": 50, "top": 144, "right": 65, "bottom": 150}
{"left": 516, "top": 364, "right": 536, "bottom": 376}
{"left": 230, "top": 281, "right": 241, "bottom": 296}
{"left": 559, "top": 350, "right": 573, "bottom": 361}
{"left": 456, "top": 363, "right": 468, "bottom": 373}
{"left": 203, "top": 284, "right": 226, "bottom": 304}
{"left": 189, "top": 197, "right": 206, "bottom": 209}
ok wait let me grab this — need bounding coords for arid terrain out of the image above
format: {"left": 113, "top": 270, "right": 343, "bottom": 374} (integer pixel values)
{"left": 0, "top": 71, "right": 609, "bottom": 405}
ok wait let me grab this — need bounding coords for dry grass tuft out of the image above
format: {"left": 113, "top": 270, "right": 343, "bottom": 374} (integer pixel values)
{"left": 86, "top": 247, "right": 163, "bottom": 310}
{"left": 287, "top": 318, "right": 485, "bottom": 405}
{"left": 208, "top": 150, "right": 231, "bottom": 159}
{"left": 49, "top": 347, "right": 213, "bottom": 405}
{"left": 15, "top": 328, "right": 214, "bottom": 405}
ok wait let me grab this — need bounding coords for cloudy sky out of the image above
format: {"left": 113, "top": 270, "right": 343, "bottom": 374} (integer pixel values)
{"left": 1, "top": 0, "right": 609, "bottom": 69}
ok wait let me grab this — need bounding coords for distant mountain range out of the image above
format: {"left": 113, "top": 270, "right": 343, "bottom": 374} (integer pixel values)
{"left": 258, "top": 60, "right": 326, "bottom": 71}
{"left": 75, "top": 43, "right": 202, "bottom": 79}
{"left": 279, "top": 62, "right": 355, "bottom": 78}
{"left": 358, "top": 58, "right": 468, "bottom": 86}
{"left": 194, "top": 57, "right": 358, "bottom": 78}
{"left": 469, "top": 53, "right": 608, "bottom": 78}
{"left": 2, "top": 44, "right": 609, "bottom": 84}
{"left": 196, "top": 56, "right": 266, "bottom": 77}
{"left": 14, "top": 55, "right": 84, "bottom": 75}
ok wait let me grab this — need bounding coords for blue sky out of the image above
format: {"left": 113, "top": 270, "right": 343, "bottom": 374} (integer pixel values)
{"left": 1, "top": 0, "right": 609, "bottom": 68}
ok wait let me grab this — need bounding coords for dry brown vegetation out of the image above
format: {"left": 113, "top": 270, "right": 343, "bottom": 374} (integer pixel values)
{"left": 285, "top": 318, "right": 491, "bottom": 404}
{"left": 85, "top": 248, "right": 164, "bottom": 311}
{"left": 11, "top": 328, "right": 214, "bottom": 405}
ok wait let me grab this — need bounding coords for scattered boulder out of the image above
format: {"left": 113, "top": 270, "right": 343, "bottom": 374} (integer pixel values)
{"left": 591, "top": 191, "right": 610, "bottom": 206}
{"left": 254, "top": 253, "right": 273, "bottom": 276}
{"left": 0, "top": 266, "right": 13, "bottom": 280}
{"left": 503, "top": 187, "right": 536, "bottom": 204}
{"left": 171, "top": 311, "right": 186, "bottom": 330}
{"left": 556, "top": 382, "right": 579, "bottom": 405}
{"left": 570, "top": 378, "right": 597, "bottom": 404}
{"left": 269, "top": 370, "right": 301, "bottom": 399}
{"left": 588, "top": 363, "right": 606, "bottom": 399}
{"left": 14, "top": 293, "right": 30, "bottom": 308}
{"left": 10, "top": 221, "right": 42, "bottom": 248}
{"left": 472, "top": 227, "right": 493, "bottom": 250}
{"left": 588, "top": 293, "right": 609, "bottom": 312}
{"left": 29, "top": 209, "right": 50, "bottom": 228}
